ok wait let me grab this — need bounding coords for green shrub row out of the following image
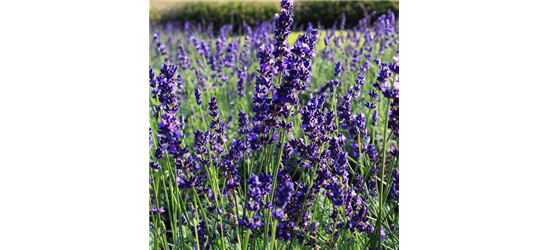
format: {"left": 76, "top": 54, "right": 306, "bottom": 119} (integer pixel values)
{"left": 150, "top": 1, "right": 398, "bottom": 30}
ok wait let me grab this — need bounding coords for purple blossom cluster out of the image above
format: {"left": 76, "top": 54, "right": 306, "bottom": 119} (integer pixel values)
{"left": 149, "top": 2, "right": 399, "bottom": 249}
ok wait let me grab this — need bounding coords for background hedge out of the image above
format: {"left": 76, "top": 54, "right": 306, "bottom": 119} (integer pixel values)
{"left": 150, "top": 1, "right": 398, "bottom": 31}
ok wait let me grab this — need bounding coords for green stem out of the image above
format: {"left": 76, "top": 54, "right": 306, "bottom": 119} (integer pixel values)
{"left": 376, "top": 74, "right": 395, "bottom": 246}
{"left": 270, "top": 219, "right": 278, "bottom": 250}
{"left": 231, "top": 187, "right": 243, "bottom": 250}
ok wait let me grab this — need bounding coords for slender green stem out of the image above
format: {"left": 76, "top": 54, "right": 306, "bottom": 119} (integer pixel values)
{"left": 231, "top": 187, "right": 243, "bottom": 250}
{"left": 270, "top": 219, "right": 278, "bottom": 250}
{"left": 376, "top": 74, "right": 396, "bottom": 246}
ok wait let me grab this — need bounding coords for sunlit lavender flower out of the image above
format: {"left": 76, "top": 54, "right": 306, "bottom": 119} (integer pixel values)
{"left": 273, "top": 0, "right": 294, "bottom": 70}
{"left": 152, "top": 64, "right": 187, "bottom": 161}
{"left": 251, "top": 44, "right": 274, "bottom": 123}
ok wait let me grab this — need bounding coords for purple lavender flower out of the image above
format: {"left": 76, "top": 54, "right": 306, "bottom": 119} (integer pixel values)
{"left": 244, "top": 172, "right": 272, "bottom": 212}
{"left": 200, "top": 39, "right": 210, "bottom": 57}
{"left": 151, "top": 64, "right": 187, "bottom": 161}
{"left": 271, "top": 208, "right": 285, "bottom": 220}
{"left": 368, "top": 178, "right": 377, "bottom": 197}
{"left": 237, "top": 67, "right": 247, "bottom": 97}
{"left": 251, "top": 44, "right": 274, "bottom": 129}
{"left": 177, "top": 45, "right": 191, "bottom": 70}
{"left": 246, "top": 202, "right": 260, "bottom": 211}
{"left": 389, "top": 169, "right": 399, "bottom": 201}
{"left": 150, "top": 205, "right": 165, "bottom": 215}
{"left": 368, "top": 90, "right": 379, "bottom": 99}
{"left": 366, "top": 144, "right": 378, "bottom": 163}
{"left": 227, "top": 175, "right": 241, "bottom": 189}
{"left": 390, "top": 146, "right": 398, "bottom": 157}
{"left": 326, "top": 180, "right": 346, "bottom": 207}
{"left": 334, "top": 35, "right": 341, "bottom": 48}
{"left": 153, "top": 33, "right": 167, "bottom": 56}
{"left": 273, "top": 0, "right": 294, "bottom": 70}
{"left": 374, "top": 58, "right": 381, "bottom": 65}
{"left": 381, "top": 228, "right": 387, "bottom": 241}
{"left": 149, "top": 128, "right": 153, "bottom": 149}
{"left": 150, "top": 161, "right": 160, "bottom": 170}
{"left": 360, "top": 60, "right": 371, "bottom": 73}
{"left": 220, "top": 75, "right": 230, "bottom": 82}
{"left": 340, "top": 12, "right": 346, "bottom": 30}
{"left": 352, "top": 113, "right": 367, "bottom": 137}
{"left": 194, "top": 87, "right": 202, "bottom": 105}
{"left": 148, "top": 10, "right": 400, "bottom": 248}
{"left": 300, "top": 93, "right": 329, "bottom": 142}
{"left": 193, "top": 130, "right": 209, "bottom": 154}
{"left": 238, "top": 214, "right": 263, "bottom": 229}
{"left": 388, "top": 94, "right": 400, "bottom": 137}
{"left": 149, "top": 66, "right": 157, "bottom": 88}
{"left": 334, "top": 151, "right": 348, "bottom": 176}
{"left": 334, "top": 61, "right": 343, "bottom": 77}
{"left": 154, "top": 148, "right": 164, "bottom": 159}
{"left": 371, "top": 109, "right": 379, "bottom": 126}
{"left": 350, "top": 50, "right": 360, "bottom": 71}
{"left": 376, "top": 64, "right": 393, "bottom": 87}
{"left": 238, "top": 110, "right": 251, "bottom": 134}
{"left": 274, "top": 180, "right": 294, "bottom": 208}
{"left": 355, "top": 73, "right": 366, "bottom": 87}
{"left": 337, "top": 94, "right": 353, "bottom": 129}
{"left": 208, "top": 96, "right": 219, "bottom": 118}
{"left": 272, "top": 28, "right": 318, "bottom": 107}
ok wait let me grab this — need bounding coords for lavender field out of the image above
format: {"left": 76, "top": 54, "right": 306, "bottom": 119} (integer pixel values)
{"left": 149, "top": 1, "right": 399, "bottom": 249}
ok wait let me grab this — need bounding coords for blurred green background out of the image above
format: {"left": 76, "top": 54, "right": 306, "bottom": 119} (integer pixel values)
{"left": 150, "top": 1, "right": 398, "bottom": 30}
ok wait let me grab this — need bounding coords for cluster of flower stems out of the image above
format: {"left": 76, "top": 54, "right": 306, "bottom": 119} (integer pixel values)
{"left": 149, "top": 1, "right": 398, "bottom": 249}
